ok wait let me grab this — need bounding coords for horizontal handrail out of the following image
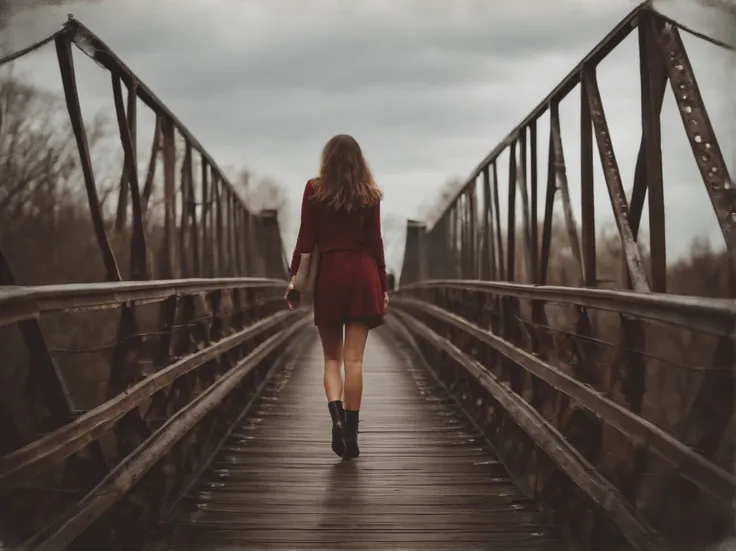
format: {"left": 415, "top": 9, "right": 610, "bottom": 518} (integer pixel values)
{"left": 0, "top": 278, "right": 288, "bottom": 327}
{"left": 397, "top": 279, "right": 736, "bottom": 337}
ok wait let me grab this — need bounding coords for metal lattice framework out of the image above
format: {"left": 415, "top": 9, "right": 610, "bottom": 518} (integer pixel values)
{"left": 0, "top": 16, "right": 302, "bottom": 551}
{"left": 1, "top": 17, "right": 287, "bottom": 284}
{"left": 0, "top": 4, "right": 735, "bottom": 551}
{"left": 394, "top": 4, "right": 736, "bottom": 551}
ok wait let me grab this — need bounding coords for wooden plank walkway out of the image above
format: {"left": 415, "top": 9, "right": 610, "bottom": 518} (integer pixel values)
{"left": 149, "top": 328, "right": 566, "bottom": 550}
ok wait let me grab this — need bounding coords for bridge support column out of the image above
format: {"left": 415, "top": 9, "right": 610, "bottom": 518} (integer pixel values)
{"left": 399, "top": 220, "right": 427, "bottom": 287}
{"left": 255, "top": 210, "right": 285, "bottom": 279}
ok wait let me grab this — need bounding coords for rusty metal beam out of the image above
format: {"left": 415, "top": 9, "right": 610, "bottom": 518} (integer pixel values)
{"left": 55, "top": 33, "right": 121, "bottom": 282}
{"left": 426, "top": 3, "right": 644, "bottom": 230}
{"left": 64, "top": 18, "right": 258, "bottom": 219}
{"left": 653, "top": 18, "right": 736, "bottom": 253}
{"left": 112, "top": 75, "right": 149, "bottom": 280}
{"left": 584, "top": 68, "right": 650, "bottom": 292}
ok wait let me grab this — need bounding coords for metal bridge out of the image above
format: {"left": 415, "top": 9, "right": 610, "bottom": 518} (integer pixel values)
{"left": 1, "top": 4, "right": 734, "bottom": 550}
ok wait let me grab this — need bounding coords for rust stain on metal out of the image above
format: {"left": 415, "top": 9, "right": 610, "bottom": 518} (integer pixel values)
{"left": 584, "top": 70, "right": 650, "bottom": 293}
{"left": 655, "top": 23, "right": 736, "bottom": 250}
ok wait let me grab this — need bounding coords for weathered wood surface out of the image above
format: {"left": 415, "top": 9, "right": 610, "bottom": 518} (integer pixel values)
{"left": 148, "top": 329, "right": 565, "bottom": 550}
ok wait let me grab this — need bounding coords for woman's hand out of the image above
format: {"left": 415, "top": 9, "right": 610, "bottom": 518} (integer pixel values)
{"left": 284, "top": 278, "right": 299, "bottom": 310}
{"left": 383, "top": 291, "right": 389, "bottom": 308}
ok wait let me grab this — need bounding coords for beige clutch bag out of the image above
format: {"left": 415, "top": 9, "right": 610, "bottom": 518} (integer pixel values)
{"left": 292, "top": 249, "right": 319, "bottom": 293}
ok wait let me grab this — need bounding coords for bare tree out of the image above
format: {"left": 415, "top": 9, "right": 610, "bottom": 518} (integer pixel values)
{"left": 232, "top": 167, "right": 289, "bottom": 220}
{"left": 0, "top": 73, "right": 116, "bottom": 283}
{"left": 0, "top": 75, "right": 73, "bottom": 228}
{"left": 418, "top": 176, "right": 465, "bottom": 223}
{"left": 0, "top": 75, "right": 117, "bottom": 223}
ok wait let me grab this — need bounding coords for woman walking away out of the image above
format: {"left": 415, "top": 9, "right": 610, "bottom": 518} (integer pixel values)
{"left": 285, "top": 134, "right": 389, "bottom": 461}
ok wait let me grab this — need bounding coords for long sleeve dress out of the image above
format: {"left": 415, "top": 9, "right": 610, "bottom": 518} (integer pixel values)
{"left": 290, "top": 178, "right": 387, "bottom": 329}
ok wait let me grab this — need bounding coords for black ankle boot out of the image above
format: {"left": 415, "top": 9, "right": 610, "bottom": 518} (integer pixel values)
{"left": 342, "top": 409, "right": 360, "bottom": 460}
{"left": 327, "top": 401, "right": 346, "bottom": 457}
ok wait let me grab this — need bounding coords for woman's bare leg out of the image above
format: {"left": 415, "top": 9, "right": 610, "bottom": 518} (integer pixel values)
{"left": 342, "top": 322, "right": 370, "bottom": 459}
{"left": 318, "top": 324, "right": 344, "bottom": 402}
{"left": 318, "top": 324, "right": 346, "bottom": 457}
{"left": 343, "top": 323, "right": 369, "bottom": 410}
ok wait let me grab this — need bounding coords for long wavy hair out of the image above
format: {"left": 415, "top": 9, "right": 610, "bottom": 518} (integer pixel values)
{"left": 311, "top": 134, "right": 383, "bottom": 212}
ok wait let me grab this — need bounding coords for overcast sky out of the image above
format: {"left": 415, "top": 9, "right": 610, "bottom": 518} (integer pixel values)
{"left": 3, "top": 0, "right": 734, "bottom": 275}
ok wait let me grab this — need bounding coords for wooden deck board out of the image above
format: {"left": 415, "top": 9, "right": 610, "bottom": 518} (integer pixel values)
{"left": 150, "top": 329, "right": 566, "bottom": 550}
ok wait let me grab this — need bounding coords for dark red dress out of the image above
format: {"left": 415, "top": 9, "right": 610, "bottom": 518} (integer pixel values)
{"left": 290, "top": 179, "right": 387, "bottom": 329}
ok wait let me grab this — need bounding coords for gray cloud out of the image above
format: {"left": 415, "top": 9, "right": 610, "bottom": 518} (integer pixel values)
{"left": 4, "top": 0, "right": 734, "bottom": 274}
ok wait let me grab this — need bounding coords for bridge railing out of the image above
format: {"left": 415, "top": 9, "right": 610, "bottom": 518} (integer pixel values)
{"left": 394, "top": 3, "right": 735, "bottom": 551}
{"left": 0, "top": 279, "right": 310, "bottom": 549}
{"left": 391, "top": 281, "right": 735, "bottom": 550}
{"left": 0, "top": 17, "right": 298, "bottom": 550}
